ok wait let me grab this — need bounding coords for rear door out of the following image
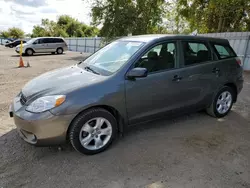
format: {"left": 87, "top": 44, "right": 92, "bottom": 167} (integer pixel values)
{"left": 42, "top": 38, "right": 54, "bottom": 52}
{"left": 175, "top": 40, "right": 220, "bottom": 109}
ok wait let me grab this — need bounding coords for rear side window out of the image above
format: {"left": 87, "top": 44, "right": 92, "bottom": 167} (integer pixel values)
{"left": 213, "top": 44, "right": 236, "bottom": 59}
{"left": 182, "top": 41, "right": 212, "bottom": 66}
{"left": 42, "top": 38, "right": 52, "bottom": 43}
{"left": 54, "top": 38, "right": 64, "bottom": 43}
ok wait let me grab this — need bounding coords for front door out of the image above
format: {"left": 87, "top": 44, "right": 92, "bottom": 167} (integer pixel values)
{"left": 125, "top": 41, "right": 184, "bottom": 124}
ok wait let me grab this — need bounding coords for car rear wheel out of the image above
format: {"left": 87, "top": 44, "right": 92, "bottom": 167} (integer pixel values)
{"left": 9, "top": 44, "right": 13, "bottom": 48}
{"left": 56, "top": 48, "right": 63, "bottom": 54}
{"left": 69, "top": 108, "right": 117, "bottom": 155}
{"left": 206, "top": 86, "right": 234, "bottom": 118}
{"left": 26, "top": 49, "right": 33, "bottom": 56}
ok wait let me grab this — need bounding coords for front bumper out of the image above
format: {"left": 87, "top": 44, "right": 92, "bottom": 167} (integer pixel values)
{"left": 9, "top": 97, "right": 76, "bottom": 146}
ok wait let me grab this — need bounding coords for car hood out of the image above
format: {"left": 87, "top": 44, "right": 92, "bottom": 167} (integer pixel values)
{"left": 22, "top": 65, "right": 105, "bottom": 99}
{"left": 16, "top": 43, "right": 27, "bottom": 48}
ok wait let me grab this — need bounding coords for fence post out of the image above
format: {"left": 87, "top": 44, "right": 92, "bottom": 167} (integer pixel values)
{"left": 84, "top": 38, "right": 86, "bottom": 52}
{"left": 243, "top": 35, "right": 250, "bottom": 68}
{"left": 76, "top": 38, "right": 78, "bottom": 52}
{"left": 94, "top": 38, "right": 96, "bottom": 52}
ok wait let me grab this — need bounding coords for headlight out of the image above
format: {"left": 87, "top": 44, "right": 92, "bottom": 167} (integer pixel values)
{"left": 26, "top": 95, "right": 66, "bottom": 113}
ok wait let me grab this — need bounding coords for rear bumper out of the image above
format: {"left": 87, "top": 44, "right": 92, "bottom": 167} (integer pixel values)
{"left": 9, "top": 100, "right": 76, "bottom": 146}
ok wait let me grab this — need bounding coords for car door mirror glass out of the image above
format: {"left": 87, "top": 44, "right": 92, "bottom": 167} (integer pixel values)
{"left": 127, "top": 68, "right": 148, "bottom": 78}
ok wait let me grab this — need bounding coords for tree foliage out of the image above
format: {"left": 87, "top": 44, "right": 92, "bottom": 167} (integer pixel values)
{"left": 89, "top": 0, "right": 250, "bottom": 36}
{"left": 0, "top": 27, "right": 25, "bottom": 38}
{"left": 31, "top": 15, "right": 99, "bottom": 38}
{"left": 90, "top": 0, "right": 166, "bottom": 38}
{"left": 176, "top": 0, "right": 250, "bottom": 33}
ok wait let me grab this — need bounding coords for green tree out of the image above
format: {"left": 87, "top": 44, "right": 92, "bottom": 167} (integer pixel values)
{"left": 177, "top": 0, "right": 250, "bottom": 33}
{"left": 90, "top": 0, "right": 166, "bottom": 38}
{"left": 31, "top": 26, "right": 46, "bottom": 37}
{"left": 0, "top": 31, "right": 10, "bottom": 38}
{"left": 7, "top": 27, "right": 24, "bottom": 38}
{"left": 31, "top": 15, "right": 99, "bottom": 37}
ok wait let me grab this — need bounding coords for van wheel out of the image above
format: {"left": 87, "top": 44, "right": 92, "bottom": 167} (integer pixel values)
{"left": 69, "top": 108, "right": 118, "bottom": 155}
{"left": 56, "top": 48, "right": 63, "bottom": 54}
{"left": 26, "top": 49, "right": 33, "bottom": 56}
{"left": 206, "top": 86, "right": 234, "bottom": 118}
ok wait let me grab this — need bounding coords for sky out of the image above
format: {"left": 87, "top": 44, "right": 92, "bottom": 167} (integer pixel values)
{"left": 0, "top": 0, "right": 92, "bottom": 34}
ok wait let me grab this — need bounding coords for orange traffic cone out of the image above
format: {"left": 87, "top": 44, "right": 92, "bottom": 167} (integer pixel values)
{"left": 19, "top": 56, "right": 24, "bottom": 67}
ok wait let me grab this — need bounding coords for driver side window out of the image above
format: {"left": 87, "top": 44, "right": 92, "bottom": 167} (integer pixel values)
{"left": 135, "top": 42, "right": 176, "bottom": 73}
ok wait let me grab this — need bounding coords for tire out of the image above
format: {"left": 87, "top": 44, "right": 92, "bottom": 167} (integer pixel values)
{"left": 69, "top": 108, "right": 118, "bottom": 155}
{"left": 26, "top": 49, "right": 33, "bottom": 56}
{"left": 56, "top": 48, "right": 63, "bottom": 54}
{"left": 206, "top": 86, "right": 235, "bottom": 118}
{"left": 9, "top": 44, "right": 13, "bottom": 48}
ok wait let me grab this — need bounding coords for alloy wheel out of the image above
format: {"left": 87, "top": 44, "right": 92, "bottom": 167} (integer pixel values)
{"left": 79, "top": 117, "right": 112, "bottom": 150}
{"left": 216, "top": 91, "right": 232, "bottom": 114}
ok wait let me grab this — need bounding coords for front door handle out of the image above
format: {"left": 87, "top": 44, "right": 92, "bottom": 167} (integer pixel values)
{"left": 172, "top": 75, "right": 182, "bottom": 82}
{"left": 212, "top": 68, "right": 220, "bottom": 73}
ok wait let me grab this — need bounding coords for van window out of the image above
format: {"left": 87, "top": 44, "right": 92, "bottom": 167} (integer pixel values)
{"left": 43, "top": 38, "right": 53, "bottom": 43}
{"left": 182, "top": 41, "right": 212, "bottom": 66}
{"left": 38, "top": 39, "right": 45, "bottom": 44}
{"left": 213, "top": 44, "right": 236, "bottom": 59}
{"left": 53, "top": 38, "right": 64, "bottom": 43}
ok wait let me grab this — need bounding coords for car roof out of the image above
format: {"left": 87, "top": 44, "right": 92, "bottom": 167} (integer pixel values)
{"left": 119, "top": 34, "right": 229, "bottom": 44}
{"left": 35, "top": 37, "right": 63, "bottom": 39}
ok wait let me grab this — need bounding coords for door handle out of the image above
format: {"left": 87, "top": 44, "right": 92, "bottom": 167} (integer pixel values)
{"left": 172, "top": 75, "right": 182, "bottom": 82}
{"left": 212, "top": 68, "right": 220, "bottom": 73}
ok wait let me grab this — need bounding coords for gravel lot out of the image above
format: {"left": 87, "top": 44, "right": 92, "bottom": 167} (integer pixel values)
{"left": 0, "top": 46, "right": 250, "bottom": 188}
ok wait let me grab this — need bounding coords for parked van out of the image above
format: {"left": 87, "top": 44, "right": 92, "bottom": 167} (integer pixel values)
{"left": 15, "top": 37, "right": 68, "bottom": 56}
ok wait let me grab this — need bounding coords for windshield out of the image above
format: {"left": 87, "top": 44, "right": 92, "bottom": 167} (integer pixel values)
{"left": 79, "top": 41, "right": 144, "bottom": 75}
{"left": 26, "top": 38, "right": 37, "bottom": 44}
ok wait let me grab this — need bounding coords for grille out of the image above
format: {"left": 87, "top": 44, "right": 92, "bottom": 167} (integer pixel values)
{"left": 20, "top": 93, "right": 27, "bottom": 105}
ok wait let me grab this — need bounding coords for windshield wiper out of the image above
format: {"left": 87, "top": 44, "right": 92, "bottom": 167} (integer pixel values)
{"left": 84, "top": 66, "right": 100, "bottom": 75}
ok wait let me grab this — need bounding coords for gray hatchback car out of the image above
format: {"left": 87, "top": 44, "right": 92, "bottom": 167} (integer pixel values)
{"left": 10, "top": 35, "right": 243, "bottom": 154}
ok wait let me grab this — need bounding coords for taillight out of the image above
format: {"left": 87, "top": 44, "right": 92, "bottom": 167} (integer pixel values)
{"left": 236, "top": 58, "right": 242, "bottom": 66}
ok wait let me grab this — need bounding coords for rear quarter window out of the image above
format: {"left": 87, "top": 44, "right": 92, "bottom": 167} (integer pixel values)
{"left": 54, "top": 38, "right": 64, "bottom": 43}
{"left": 212, "top": 43, "right": 236, "bottom": 59}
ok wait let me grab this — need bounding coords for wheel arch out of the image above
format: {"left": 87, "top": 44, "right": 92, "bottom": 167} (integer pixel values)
{"left": 25, "top": 48, "right": 35, "bottom": 53}
{"left": 66, "top": 105, "right": 125, "bottom": 140}
{"left": 224, "top": 82, "right": 237, "bottom": 102}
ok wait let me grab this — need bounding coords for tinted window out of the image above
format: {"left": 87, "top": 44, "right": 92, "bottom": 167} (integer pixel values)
{"left": 37, "top": 39, "right": 45, "bottom": 44}
{"left": 55, "top": 38, "right": 64, "bottom": 43}
{"left": 213, "top": 44, "right": 236, "bottom": 59}
{"left": 182, "top": 41, "right": 211, "bottom": 66}
{"left": 135, "top": 42, "right": 176, "bottom": 73}
{"left": 43, "top": 38, "right": 54, "bottom": 43}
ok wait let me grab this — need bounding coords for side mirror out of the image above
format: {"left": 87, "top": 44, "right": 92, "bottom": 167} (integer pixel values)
{"left": 127, "top": 67, "right": 148, "bottom": 79}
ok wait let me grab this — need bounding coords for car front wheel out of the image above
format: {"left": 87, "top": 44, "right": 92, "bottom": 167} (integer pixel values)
{"left": 69, "top": 108, "right": 117, "bottom": 155}
{"left": 26, "top": 49, "right": 33, "bottom": 56}
{"left": 206, "top": 86, "right": 235, "bottom": 118}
